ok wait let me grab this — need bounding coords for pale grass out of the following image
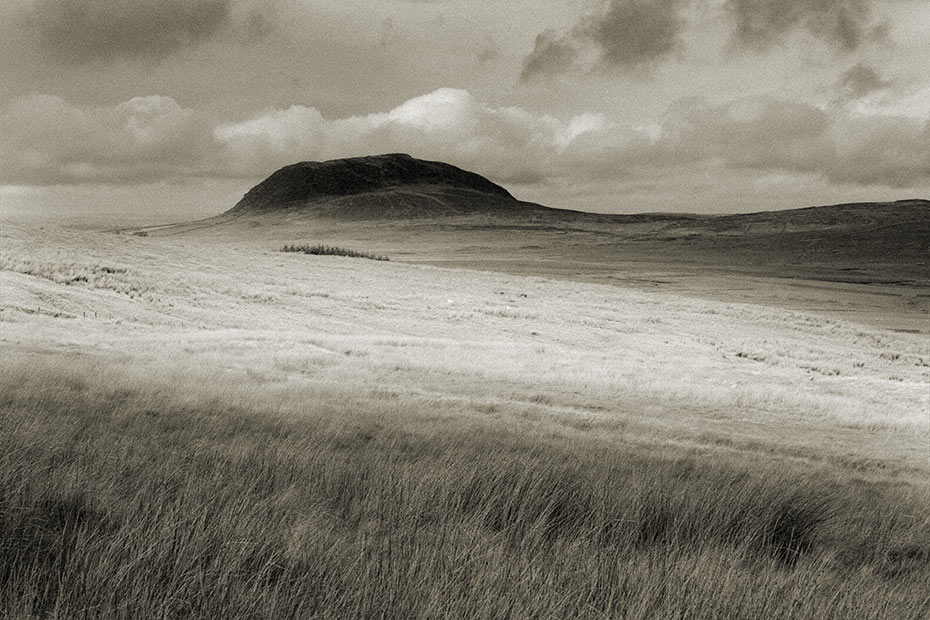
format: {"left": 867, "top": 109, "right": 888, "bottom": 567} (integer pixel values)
{"left": 1, "top": 221, "right": 927, "bottom": 467}
{"left": 1, "top": 221, "right": 929, "bottom": 616}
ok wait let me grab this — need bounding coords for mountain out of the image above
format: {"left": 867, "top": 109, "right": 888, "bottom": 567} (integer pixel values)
{"left": 226, "top": 153, "right": 552, "bottom": 219}
{"left": 137, "top": 154, "right": 928, "bottom": 289}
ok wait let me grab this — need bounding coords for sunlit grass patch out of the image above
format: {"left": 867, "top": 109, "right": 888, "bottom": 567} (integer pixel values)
{"left": 0, "top": 255, "right": 152, "bottom": 298}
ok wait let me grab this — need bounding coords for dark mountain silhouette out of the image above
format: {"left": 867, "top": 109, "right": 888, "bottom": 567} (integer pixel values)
{"left": 227, "top": 153, "right": 556, "bottom": 219}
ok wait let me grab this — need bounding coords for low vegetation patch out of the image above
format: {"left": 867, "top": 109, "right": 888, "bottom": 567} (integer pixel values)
{"left": 1, "top": 360, "right": 928, "bottom": 619}
{"left": 0, "top": 256, "right": 151, "bottom": 298}
{"left": 282, "top": 244, "right": 389, "bottom": 261}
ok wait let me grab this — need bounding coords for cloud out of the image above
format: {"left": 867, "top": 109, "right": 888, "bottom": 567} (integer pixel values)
{"left": 654, "top": 96, "right": 930, "bottom": 188}
{"left": 658, "top": 97, "right": 833, "bottom": 168}
{"left": 3, "top": 89, "right": 927, "bottom": 193}
{"left": 581, "top": 0, "right": 684, "bottom": 68}
{"left": 234, "top": 7, "right": 276, "bottom": 44}
{"left": 521, "top": 0, "right": 684, "bottom": 80}
{"left": 214, "top": 106, "right": 329, "bottom": 177}
{"left": 838, "top": 63, "right": 890, "bottom": 99}
{"left": 0, "top": 95, "right": 219, "bottom": 184}
{"left": 521, "top": 30, "right": 580, "bottom": 81}
{"left": 0, "top": 89, "right": 603, "bottom": 187}
{"left": 726, "top": 0, "right": 875, "bottom": 51}
{"left": 23, "top": 0, "right": 233, "bottom": 62}
{"left": 824, "top": 112, "right": 930, "bottom": 187}
{"left": 219, "top": 88, "right": 930, "bottom": 190}
{"left": 524, "top": 0, "right": 884, "bottom": 81}
{"left": 217, "top": 88, "right": 572, "bottom": 184}
{"left": 476, "top": 36, "right": 501, "bottom": 65}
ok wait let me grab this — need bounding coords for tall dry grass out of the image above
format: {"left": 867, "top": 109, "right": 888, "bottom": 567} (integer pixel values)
{"left": 1, "top": 358, "right": 928, "bottom": 619}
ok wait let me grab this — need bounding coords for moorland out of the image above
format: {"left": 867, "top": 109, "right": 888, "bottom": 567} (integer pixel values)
{"left": 1, "top": 154, "right": 928, "bottom": 618}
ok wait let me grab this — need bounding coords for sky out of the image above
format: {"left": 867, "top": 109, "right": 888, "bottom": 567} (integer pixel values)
{"left": 1, "top": 0, "right": 928, "bottom": 221}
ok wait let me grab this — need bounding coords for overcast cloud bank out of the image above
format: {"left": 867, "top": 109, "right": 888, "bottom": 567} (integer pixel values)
{"left": 2, "top": 88, "right": 927, "bottom": 197}
{"left": 23, "top": 0, "right": 236, "bottom": 62}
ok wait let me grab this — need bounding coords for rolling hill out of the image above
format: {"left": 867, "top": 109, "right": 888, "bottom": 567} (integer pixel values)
{"left": 225, "top": 153, "right": 558, "bottom": 219}
{"left": 140, "top": 154, "right": 928, "bottom": 281}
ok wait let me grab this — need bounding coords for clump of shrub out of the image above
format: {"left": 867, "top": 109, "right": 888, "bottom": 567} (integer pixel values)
{"left": 281, "top": 244, "right": 389, "bottom": 261}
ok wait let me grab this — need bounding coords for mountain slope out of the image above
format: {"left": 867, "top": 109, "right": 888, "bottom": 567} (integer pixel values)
{"left": 226, "top": 153, "right": 546, "bottom": 219}
{"left": 136, "top": 154, "right": 928, "bottom": 291}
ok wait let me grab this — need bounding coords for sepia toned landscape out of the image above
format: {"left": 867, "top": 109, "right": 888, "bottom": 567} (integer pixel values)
{"left": 2, "top": 154, "right": 928, "bottom": 618}
{"left": 3, "top": 0, "right": 930, "bottom": 617}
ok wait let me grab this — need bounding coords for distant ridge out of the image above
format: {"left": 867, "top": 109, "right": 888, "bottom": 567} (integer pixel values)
{"left": 141, "top": 166, "right": 927, "bottom": 288}
{"left": 227, "top": 153, "right": 536, "bottom": 218}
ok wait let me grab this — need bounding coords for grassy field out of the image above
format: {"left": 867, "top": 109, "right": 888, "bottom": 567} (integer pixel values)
{"left": 2, "top": 357, "right": 929, "bottom": 619}
{"left": 133, "top": 205, "right": 930, "bottom": 334}
{"left": 1, "top": 220, "right": 928, "bottom": 618}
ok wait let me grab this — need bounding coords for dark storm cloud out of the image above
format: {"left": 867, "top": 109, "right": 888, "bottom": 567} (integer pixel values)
{"left": 521, "top": 0, "right": 684, "bottom": 80}
{"left": 838, "top": 63, "right": 890, "bottom": 98}
{"left": 726, "top": 0, "right": 874, "bottom": 51}
{"left": 24, "top": 0, "right": 233, "bottom": 63}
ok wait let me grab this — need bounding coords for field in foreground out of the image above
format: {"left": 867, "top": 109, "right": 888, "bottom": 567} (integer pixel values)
{"left": 2, "top": 358, "right": 929, "bottom": 619}
{"left": 1, "top": 220, "right": 929, "bottom": 618}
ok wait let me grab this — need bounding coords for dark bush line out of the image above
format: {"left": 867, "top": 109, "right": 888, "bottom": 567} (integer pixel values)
{"left": 281, "top": 244, "right": 389, "bottom": 261}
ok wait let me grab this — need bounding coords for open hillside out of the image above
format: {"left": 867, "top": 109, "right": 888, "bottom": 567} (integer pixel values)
{"left": 1, "top": 215, "right": 929, "bottom": 617}
{"left": 133, "top": 155, "right": 930, "bottom": 333}
{"left": 4, "top": 0, "right": 929, "bottom": 611}
{"left": 3, "top": 219, "right": 928, "bottom": 466}
{"left": 2, "top": 156, "right": 928, "bottom": 618}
